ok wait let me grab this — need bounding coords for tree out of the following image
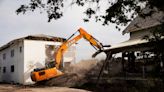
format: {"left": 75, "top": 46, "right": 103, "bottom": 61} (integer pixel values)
{"left": 16, "top": 0, "right": 164, "bottom": 30}
{"left": 143, "top": 23, "right": 164, "bottom": 73}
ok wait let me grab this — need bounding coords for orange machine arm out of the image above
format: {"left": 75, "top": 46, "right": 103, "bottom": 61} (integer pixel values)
{"left": 54, "top": 28, "right": 103, "bottom": 69}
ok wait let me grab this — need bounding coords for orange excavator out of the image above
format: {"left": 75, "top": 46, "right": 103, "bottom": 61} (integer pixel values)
{"left": 31, "top": 28, "right": 104, "bottom": 82}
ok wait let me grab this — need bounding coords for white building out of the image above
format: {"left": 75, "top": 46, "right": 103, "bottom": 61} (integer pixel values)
{"left": 0, "top": 34, "right": 76, "bottom": 85}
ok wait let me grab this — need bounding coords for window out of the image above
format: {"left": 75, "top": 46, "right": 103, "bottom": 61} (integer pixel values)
{"left": 39, "top": 71, "right": 45, "bottom": 76}
{"left": 3, "top": 67, "right": 6, "bottom": 73}
{"left": 11, "top": 49, "right": 14, "bottom": 57}
{"left": 11, "top": 65, "right": 14, "bottom": 72}
{"left": 3, "top": 53, "right": 6, "bottom": 60}
{"left": 20, "top": 46, "right": 22, "bottom": 53}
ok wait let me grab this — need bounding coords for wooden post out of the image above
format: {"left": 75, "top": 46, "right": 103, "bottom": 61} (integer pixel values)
{"left": 96, "top": 51, "right": 112, "bottom": 85}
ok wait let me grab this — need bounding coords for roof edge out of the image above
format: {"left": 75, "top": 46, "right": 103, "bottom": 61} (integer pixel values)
{"left": 0, "top": 35, "right": 66, "bottom": 51}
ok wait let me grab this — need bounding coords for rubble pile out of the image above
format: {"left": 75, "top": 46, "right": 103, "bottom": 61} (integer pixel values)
{"left": 41, "top": 59, "right": 101, "bottom": 87}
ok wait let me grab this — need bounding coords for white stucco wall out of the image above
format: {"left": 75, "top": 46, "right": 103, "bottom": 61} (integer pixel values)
{"left": 130, "top": 29, "right": 151, "bottom": 40}
{"left": 23, "top": 40, "right": 61, "bottom": 84}
{"left": 63, "top": 46, "right": 76, "bottom": 63}
{"left": 0, "top": 39, "right": 76, "bottom": 85}
{"left": 0, "top": 40, "right": 24, "bottom": 84}
{"left": 23, "top": 40, "right": 76, "bottom": 85}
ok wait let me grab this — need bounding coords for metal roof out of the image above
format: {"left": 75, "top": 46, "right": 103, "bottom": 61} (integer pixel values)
{"left": 123, "top": 7, "right": 164, "bottom": 35}
{"left": 109, "top": 39, "right": 148, "bottom": 50}
{"left": 105, "top": 38, "right": 150, "bottom": 53}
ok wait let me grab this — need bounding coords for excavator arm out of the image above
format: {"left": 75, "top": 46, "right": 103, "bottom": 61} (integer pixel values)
{"left": 55, "top": 28, "right": 103, "bottom": 69}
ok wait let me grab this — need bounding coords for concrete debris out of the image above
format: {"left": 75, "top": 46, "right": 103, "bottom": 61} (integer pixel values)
{"left": 36, "top": 59, "right": 101, "bottom": 87}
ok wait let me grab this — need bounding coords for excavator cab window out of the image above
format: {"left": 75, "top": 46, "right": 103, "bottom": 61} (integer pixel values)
{"left": 39, "top": 71, "right": 45, "bottom": 76}
{"left": 34, "top": 68, "right": 45, "bottom": 72}
{"left": 46, "top": 61, "right": 56, "bottom": 68}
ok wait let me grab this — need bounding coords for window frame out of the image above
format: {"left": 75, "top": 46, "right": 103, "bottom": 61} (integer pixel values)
{"left": 11, "top": 49, "right": 14, "bottom": 57}
{"left": 11, "top": 65, "right": 14, "bottom": 72}
{"left": 3, "top": 67, "right": 6, "bottom": 73}
{"left": 3, "top": 53, "right": 6, "bottom": 60}
{"left": 19, "top": 46, "right": 22, "bottom": 53}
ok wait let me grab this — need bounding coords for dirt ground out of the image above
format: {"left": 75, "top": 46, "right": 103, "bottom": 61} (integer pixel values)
{"left": 1, "top": 59, "right": 163, "bottom": 92}
{"left": 0, "top": 60, "right": 98, "bottom": 92}
{"left": 0, "top": 84, "right": 90, "bottom": 92}
{"left": 38, "top": 59, "right": 100, "bottom": 87}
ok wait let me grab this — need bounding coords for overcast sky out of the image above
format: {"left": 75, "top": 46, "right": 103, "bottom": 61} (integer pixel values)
{"left": 0, "top": 0, "right": 129, "bottom": 61}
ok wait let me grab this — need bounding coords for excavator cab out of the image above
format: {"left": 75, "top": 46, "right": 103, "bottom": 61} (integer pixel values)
{"left": 45, "top": 61, "right": 56, "bottom": 68}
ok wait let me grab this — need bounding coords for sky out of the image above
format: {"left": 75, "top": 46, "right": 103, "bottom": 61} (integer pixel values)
{"left": 0, "top": 0, "right": 129, "bottom": 61}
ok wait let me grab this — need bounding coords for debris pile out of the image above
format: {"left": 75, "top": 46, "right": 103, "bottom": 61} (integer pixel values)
{"left": 40, "top": 59, "right": 101, "bottom": 87}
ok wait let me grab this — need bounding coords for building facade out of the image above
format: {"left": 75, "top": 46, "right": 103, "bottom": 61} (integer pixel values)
{"left": 104, "top": 7, "right": 164, "bottom": 77}
{"left": 0, "top": 35, "right": 76, "bottom": 85}
{"left": 108, "top": 7, "right": 164, "bottom": 53}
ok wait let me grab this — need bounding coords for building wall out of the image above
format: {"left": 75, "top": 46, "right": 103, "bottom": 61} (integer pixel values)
{"left": 64, "top": 45, "right": 76, "bottom": 64}
{"left": 129, "top": 25, "right": 161, "bottom": 40}
{"left": 0, "top": 39, "right": 76, "bottom": 85}
{"left": 0, "top": 40, "right": 24, "bottom": 84}
{"left": 23, "top": 40, "right": 76, "bottom": 85}
{"left": 130, "top": 29, "right": 151, "bottom": 40}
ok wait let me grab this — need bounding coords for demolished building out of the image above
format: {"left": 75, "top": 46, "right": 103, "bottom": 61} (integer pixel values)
{"left": 0, "top": 34, "right": 76, "bottom": 85}
{"left": 104, "top": 7, "right": 164, "bottom": 76}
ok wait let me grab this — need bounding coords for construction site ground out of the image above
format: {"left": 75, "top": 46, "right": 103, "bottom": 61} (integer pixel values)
{"left": 0, "top": 84, "right": 89, "bottom": 92}
{"left": 0, "top": 59, "right": 164, "bottom": 92}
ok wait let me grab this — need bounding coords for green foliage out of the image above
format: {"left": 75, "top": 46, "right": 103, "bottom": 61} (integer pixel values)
{"left": 143, "top": 24, "right": 164, "bottom": 42}
{"left": 143, "top": 24, "right": 164, "bottom": 57}
{"left": 16, "top": 0, "right": 164, "bottom": 29}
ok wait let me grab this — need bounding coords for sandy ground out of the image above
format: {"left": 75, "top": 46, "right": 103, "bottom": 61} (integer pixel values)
{"left": 0, "top": 60, "right": 98, "bottom": 92}
{"left": 40, "top": 59, "right": 100, "bottom": 87}
{"left": 0, "top": 84, "right": 90, "bottom": 92}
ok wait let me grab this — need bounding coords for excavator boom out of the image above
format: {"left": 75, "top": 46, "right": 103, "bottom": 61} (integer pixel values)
{"left": 55, "top": 28, "right": 103, "bottom": 69}
{"left": 31, "top": 28, "right": 104, "bottom": 82}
